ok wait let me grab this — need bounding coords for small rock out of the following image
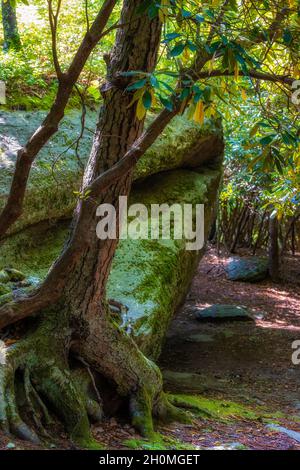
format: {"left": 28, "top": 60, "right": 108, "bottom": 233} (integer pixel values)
{"left": 109, "top": 418, "right": 118, "bottom": 427}
{"left": 193, "top": 304, "right": 256, "bottom": 321}
{"left": 211, "top": 442, "right": 248, "bottom": 450}
{"left": 6, "top": 442, "right": 16, "bottom": 449}
{"left": 226, "top": 256, "right": 268, "bottom": 282}
{"left": 266, "top": 424, "right": 300, "bottom": 443}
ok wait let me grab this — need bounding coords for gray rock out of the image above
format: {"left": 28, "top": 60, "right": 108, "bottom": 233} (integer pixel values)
{"left": 266, "top": 424, "right": 300, "bottom": 443}
{"left": 211, "top": 442, "right": 248, "bottom": 450}
{"left": 6, "top": 442, "right": 16, "bottom": 449}
{"left": 226, "top": 256, "right": 268, "bottom": 282}
{"left": 194, "top": 304, "right": 256, "bottom": 321}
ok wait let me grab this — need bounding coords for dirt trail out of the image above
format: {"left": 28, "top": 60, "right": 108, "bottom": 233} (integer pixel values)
{"left": 158, "top": 246, "right": 300, "bottom": 450}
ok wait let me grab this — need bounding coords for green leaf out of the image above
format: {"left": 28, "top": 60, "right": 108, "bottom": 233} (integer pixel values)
{"left": 260, "top": 134, "right": 277, "bottom": 146}
{"left": 142, "top": 90, "right": 152, "bottom": 109}
{"left": 150, "top": 75, "right": 159, "bottom": 88}
{"left": 181, "top": 9, "right": 192, "bottom": 18}
{"left": 283, "top": 28, "right": 293, "bottom": 45}
{"left": 127, "top": 79, "right": 147, "bottom": 92}
{"left": 169, "top": 43, "right": 185, "bottom": 57}
{"left": 159, "top": 95, "right": 173, "bottom": 111}
{"left": 163, "top": 33, "right": 182, "bottom": 44}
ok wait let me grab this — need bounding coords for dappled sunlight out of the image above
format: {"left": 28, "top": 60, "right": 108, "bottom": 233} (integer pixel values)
{"left": 18, "top": 5, "right": 42, "bottom": 28}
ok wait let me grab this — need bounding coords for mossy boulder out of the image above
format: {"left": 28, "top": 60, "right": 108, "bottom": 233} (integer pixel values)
{"left": 0, "top": 110, "right": 223, "bottom": 358}
{"left": 0, "top": 110, "right": 223, "bottom": 235}
{"left": 107, "top": 168, "right": 221, "bottom": 359}
{"left": 0, "top": 167, "right": 222, "bottom": 359}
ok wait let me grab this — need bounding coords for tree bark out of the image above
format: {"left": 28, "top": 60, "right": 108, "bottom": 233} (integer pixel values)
{"left": 1, "top": 0, "right": 21, "bottom": 51}
{"left": 268, "top": 211, "right": 280, "bottom": 281}
{"left": 0, "top": 0, "right": 188, "bottom": 446}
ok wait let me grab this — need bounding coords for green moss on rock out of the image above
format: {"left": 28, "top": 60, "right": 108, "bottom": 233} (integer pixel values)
{"left": 168, "top": 394, "right": 259, "bottom": 421}
{"left": 107, "top": 169, "right": 221, "bottom": 359}
{"left": 0, "top": 166, "right": 222, "bottom": 359}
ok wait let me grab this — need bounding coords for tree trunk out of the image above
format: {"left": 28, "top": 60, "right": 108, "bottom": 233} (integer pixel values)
{"left": 0, "top": 0, "right": 188, "bottom": 447}
{"left": 268, "top": 211, "right": 280, "bottom": 281}
{"left": 1, "top": 0, "right": 21, "bottom": 51}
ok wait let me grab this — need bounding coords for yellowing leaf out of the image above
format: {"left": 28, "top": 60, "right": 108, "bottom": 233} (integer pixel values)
{"left": 234, "top": 62, "right": 239, "bottom": 82}
{"left": 159, "top": 0, "right": 170, "bottom": 22}
{"left": 150, "top": 88, "right": 157, "bottom": 107}
{"left": 127, "top": 88, "right": 144, "bottom": 109}
{"left": 183, "top": 47, "right": 190, "bottom": 62}
{"left": 206, "top": 103, "right": 217, "bottom": 118}
{"left": 241, "top": 88, "right": 247, "bottom": 101}
{"left": 193, "top": 100, "right": 204, "bottom": 125}
{"left": 136, "top": 98, "right": 147, "bottom": 120}
{"left": 220, "top": 79, "right": 227, "bottom": 93}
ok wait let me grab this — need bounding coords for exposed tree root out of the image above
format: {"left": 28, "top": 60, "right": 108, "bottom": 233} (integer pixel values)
{"left": 0, "top": 306, "right": 191, "bottom": 447}
{"left": 0, "top": 310, "right": 104, "bottom": 449}
{"left": 74, "top": 314, "right": 192, "bottom": 441}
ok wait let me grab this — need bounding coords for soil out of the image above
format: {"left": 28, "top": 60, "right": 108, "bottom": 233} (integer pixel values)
{"left": 1, "top": 246, "right": 300, "bottom": 451}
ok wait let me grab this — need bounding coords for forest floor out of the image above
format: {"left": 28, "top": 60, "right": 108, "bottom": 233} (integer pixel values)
{"left": 1, "top": 246, "right": 300, "bottom": 451}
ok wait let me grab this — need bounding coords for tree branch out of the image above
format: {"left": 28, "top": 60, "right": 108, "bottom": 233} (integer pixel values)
{"left": 0, "top": 0, "right": 117, "bottom": 240}
{"left": 192, "top": 69, "right": 295, "bottom": 86}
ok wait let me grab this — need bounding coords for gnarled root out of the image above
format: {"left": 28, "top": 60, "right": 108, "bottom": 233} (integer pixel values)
{"left": 76, "top": 317, "right": 191, "bottom": 440}
{"left": 0, "top": 309, "right": 190, "bottom": 446}
{"left": 0, "top": 313, "right": 102, "bottom": 448}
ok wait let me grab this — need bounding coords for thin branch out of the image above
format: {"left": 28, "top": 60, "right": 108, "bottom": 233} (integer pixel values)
{"left": 0, "top": 0, "right": 118, "bottom": 240}
{"left": 47, "top": 0, "right": 63, "bottom": 79}
{"left": 192, "top": 68, "right": 295, "bottom": 86}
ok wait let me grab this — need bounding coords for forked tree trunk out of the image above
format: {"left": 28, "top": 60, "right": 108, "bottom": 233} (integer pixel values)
{"left": 0, "top": 0, "right": 188, "bottom": 447}
{"left": 1, "top": 0, "right": 21, "bottom": 51}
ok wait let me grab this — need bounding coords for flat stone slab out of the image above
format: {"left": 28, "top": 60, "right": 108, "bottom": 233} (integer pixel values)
{"left": 162, "top": 370, "right": 224, "bottom": 393}
{"left": 186, "top": 333, "right": 215, "bottom": 343}
{"left": 226, "top": 256, "right": 268, "bottom": 282}
{"left": 193, "top": 304, "right": 258, "bottom": 321}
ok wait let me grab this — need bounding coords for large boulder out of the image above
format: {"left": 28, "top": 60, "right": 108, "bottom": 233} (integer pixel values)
{"left": 107, "top": 169, "right": 221, "bottom": 358}
{"left": 0, "top": 110, "right": 223, "bottom": 235}
{"left": 226, "top": 256, "right": 269, "bottom": 282}
{"left": 0, "top": 111, "right": 223, "bottom": 358}
{"left": 0, "top": 168, "right": 222, "bottom": 359}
